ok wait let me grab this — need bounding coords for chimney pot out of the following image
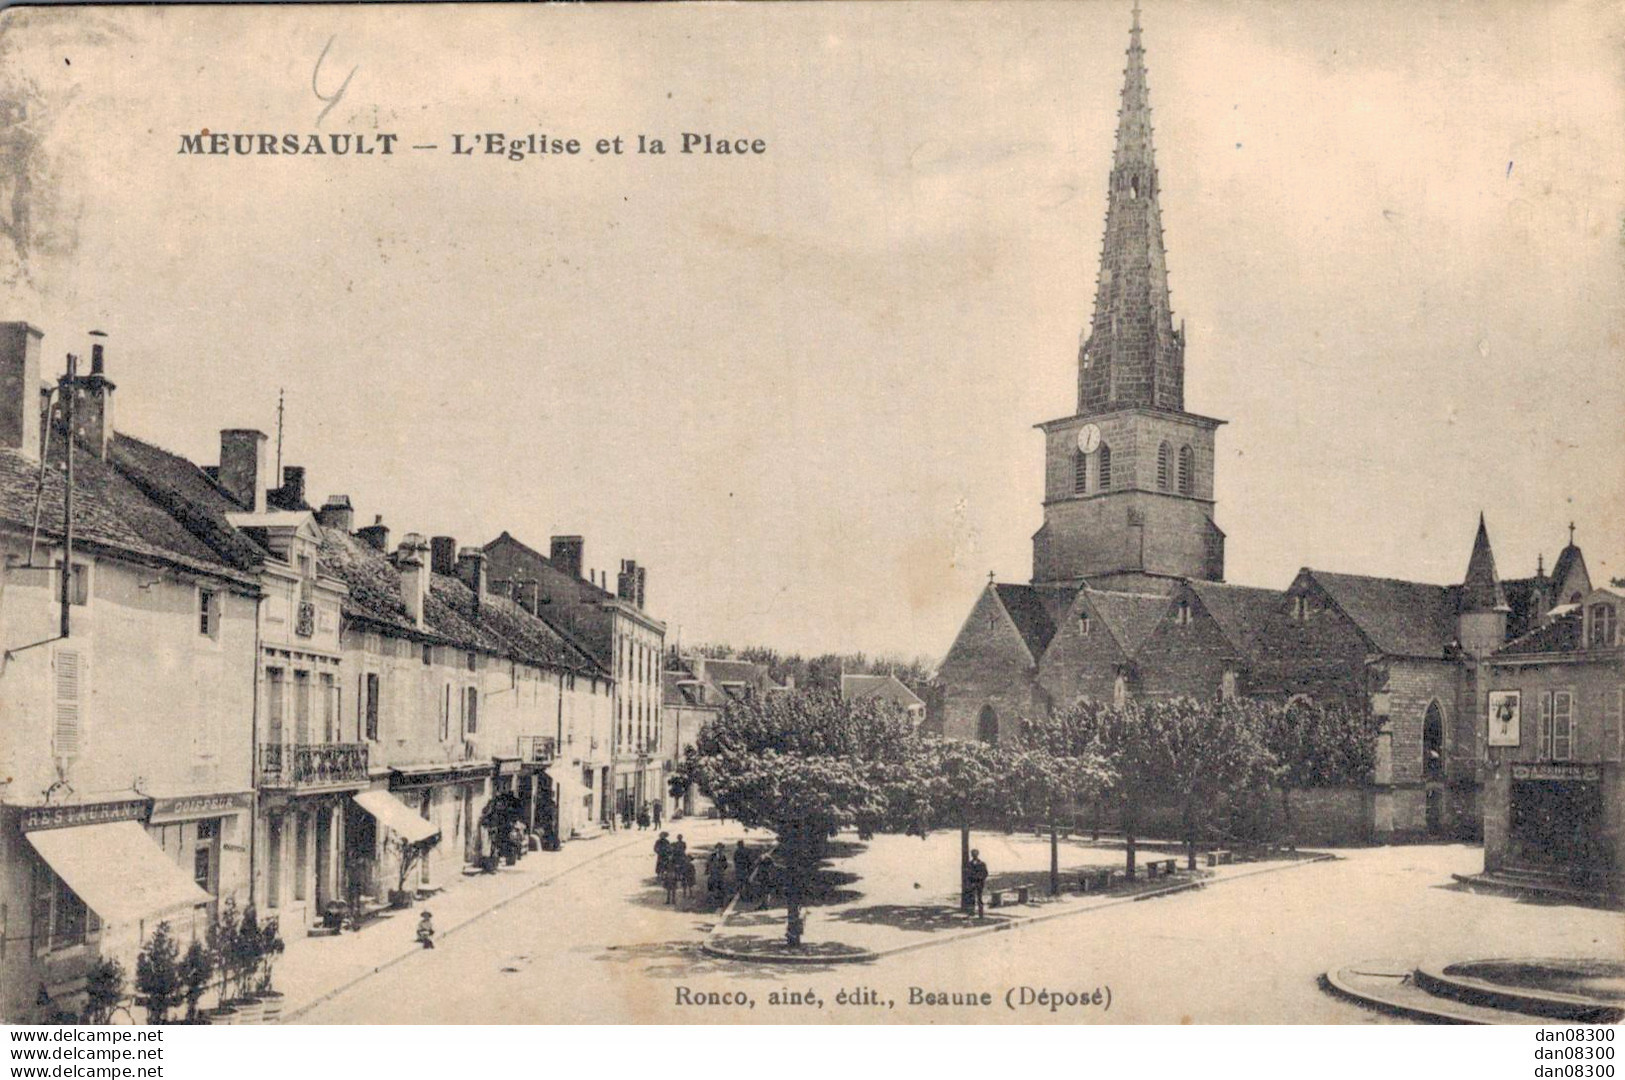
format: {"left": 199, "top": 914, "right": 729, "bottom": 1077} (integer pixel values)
{"left": 430, "top": 535, "right": 458, "bottom": 577}
{"left": 278, "top": 465, "right": 306, "bottom": 508}
{"left": 455, "top": 546, "right": 488, "bottom": 606}
{"left": 219, "top": 429, "right": 270, "bottom": 512}
{"left": 317, "top": 494, "right": 354, "bottom": 532}
{"left": 356, "top": 516, "right": 390, "bottom": 552}
{"left": 550, "top": 535, "right": 584, "bottom": 579}
{"left": 0, "top": 322, "right": 44, "bottom": 459}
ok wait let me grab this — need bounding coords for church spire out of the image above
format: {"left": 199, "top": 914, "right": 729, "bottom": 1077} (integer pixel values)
{"left": 1078, "top": 2, "right": 1183, "bottom": 416}
{"left": 1461, "top": 512, "right": 1508, "bottom": 613}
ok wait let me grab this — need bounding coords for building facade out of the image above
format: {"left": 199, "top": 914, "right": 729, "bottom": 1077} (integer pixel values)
{"left": 483, "top": 533, "right": 667, "bottom": 828}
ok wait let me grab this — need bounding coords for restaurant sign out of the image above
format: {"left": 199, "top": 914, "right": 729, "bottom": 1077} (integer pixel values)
{"left": 149, "top": 791, "right": 255, "bottom": 823}
{"left": 1512, "top": 763, "right": 1601, "bottom": 782}
{"left": 21, "top": 798, "right": 151, "bottom": 832}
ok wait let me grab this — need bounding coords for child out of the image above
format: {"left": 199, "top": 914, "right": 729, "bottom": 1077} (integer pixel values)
{"left": 416, "top": 910, "right": 436, "bottom": 949}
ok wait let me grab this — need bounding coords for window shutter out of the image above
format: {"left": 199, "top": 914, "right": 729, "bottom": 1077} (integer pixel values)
{"left": 1553, "top": 691, "right": 1573, "bottom": 761}
{"left": 1602, "top": 689, "right": 1622, "bottom": 763}
{"left": 1538, "top": 692, "right": 1553, "bottom": 759}
{"left": 53, "top": 648, "right": 84, "bottom": 759}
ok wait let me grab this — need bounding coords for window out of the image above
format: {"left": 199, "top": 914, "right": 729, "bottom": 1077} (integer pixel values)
{"left": 1590, "top": 603, "right": 1617, "bottom": 647}
{"left": 199, "top": 588, "right": 219, "bottom": 637}
{"left": 1079, "top": 613, "right": 1091, "bottom": 636}
{"left": 1220, "top": 669, "right": 1238, "bottom": 701}
{"left": 1606, "top": 689, "right": 1623, "bottom": 763}
{"left": 53, "top": 647, "right": 84, "bottom": 760}
{"left": 55, "top": 561, "right": 89, "bottom": 606}
{"left": 1539, "top": 690, "right": 1574, "bottom": 761}
{"left": 294, "top": 670, "right": 311, "bottom": 743}
{"left": 1073, "top": 451, "right": 1088, "bottom": 495}
{"left": 294, "top": 816, "right": 309, "bottom": 902}
{"left": 1098, "top": 443, "right": 1112, "bottom": 490}
{"left": 1423, "top": 702, "right": 1444, "bottom": 779}
{"left": 1176, "top": 601, "right": 1192, "bottom": 626}
{"left": 465, "top": 686, "right": 478, "bottom": 735}
{"left": 32, "top": 861, "right": 91, "bottom": 955}
{"left": 363, "top": 672, "right": 380, "bottom": 742}
{"left": 1177, "top": 445, "right": 1194, "bottom": 496}
{"left": 266, "top": 818, "right": 282, "bottom": 908}
{"left": 1157, "top": 442, "right": 1171, "bottom": 491}
{"left": 422, "top": 644, "right": 433, "bottom": 666}
{"left": 266, "top": 667, "right": 285, "bottom": 744}
{"left": 440, "top": 685, "right": 451, "bottom": 741}
{"left": 321, "top": 673, "right": 336, "bottom": 742}
{"left": 1292, "top": 595, "right": 1309, "bottom": 622}
{"left": 976, "top": 705, "right": 999, "bottom": 746}
{"left": 193, "top": 846, "right": 212, "bottom": 893}
{"left": 467, "top": 651, "right": 477, "bottom": 672}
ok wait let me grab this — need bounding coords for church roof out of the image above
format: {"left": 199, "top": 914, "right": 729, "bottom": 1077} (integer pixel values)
{"left": 1186, "top": 580, "right": 1284, "bottom": 659}
{"left": 1305, "top": 570, "right": 1459, "bottom": 659}
{"left": 1460, "top": 513, "right": 1507, "bottom": 612}
{"left": 993, "top": 583, "right": 1077, "bottom": 660}
{"left": 1551, "top": 542, "right": 1587, "bottom": 596}
{"left": 841, "top": 673, "right": 925, "bottom": 711}
{"left": 1084, "top": 587, "right": 1168, "bottom": 658}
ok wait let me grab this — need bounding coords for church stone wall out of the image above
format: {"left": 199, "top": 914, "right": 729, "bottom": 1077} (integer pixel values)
{"left": 938, "top": 588, "right": 1048, "bottom": 744}
{"left": 1036, "top": 595, "right": 1135, "bottom": 710}
{"left": 1035, "top": 492, "right": 1219, "bottom": 584}
{"left": 1135, "top": 594, "right": 1237, "bottom": 701}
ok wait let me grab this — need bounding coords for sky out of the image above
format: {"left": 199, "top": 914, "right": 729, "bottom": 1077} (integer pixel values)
{"left": 1, "top": 1, "right": 1620, "bottom": 662}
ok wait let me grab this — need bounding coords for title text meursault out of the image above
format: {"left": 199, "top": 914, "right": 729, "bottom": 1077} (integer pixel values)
{"left": 177, "top": 131, "right": 767, "bottom": 159}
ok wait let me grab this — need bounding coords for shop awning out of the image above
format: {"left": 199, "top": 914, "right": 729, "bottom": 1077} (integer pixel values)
{"left": 352, "top": 790, "right": 440, "bottom": 845}
{"left": 26, "top": 821, "right": 211, "bottom": 929}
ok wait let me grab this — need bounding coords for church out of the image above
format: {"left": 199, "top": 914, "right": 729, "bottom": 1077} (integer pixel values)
{"left": 937, "top": 6, "right": 1593, "bottom": 843}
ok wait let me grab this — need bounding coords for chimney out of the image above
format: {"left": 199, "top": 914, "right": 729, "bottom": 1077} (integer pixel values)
{"left": 635, "top": 565, "right": 647, "bottom": 610}
{"left": 317, "top": 495, "right": 354, "bottom": 532}
{"left": 70, "top": 332, "right": 115, "bottom": 460}
{"left": 551, "top": 535, "right": 584, "bottom": 579}
{"left": 394, "top": 533, "right": 430, "bottom": 628}
{"left": 219, "top": 429, "right": 270, "bottom": 512}
{"left": 0, "top": 322, "right": 43, "bottom": 457}
{"left": 456, "top": 547, "right": 487, "bottom": 607}
{"left": 517, "top": 579, "right": 540, "bottom": 615}
{"left": 430, "top": 535, "right": 458, "bottom": 577}
{"left": 356, "top": 514, "right": 390, "bottom": 552}
{"left": 277, "top": 465, "right": 306, "bottom": 508}
{"left": 617, "top": 559, "right": 637, "bottom": 604}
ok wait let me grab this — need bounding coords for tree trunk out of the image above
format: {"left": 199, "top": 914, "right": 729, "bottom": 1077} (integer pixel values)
{"left": 1281, "top": 786, "right": 1296, "bottom": 852}
{"left": 1049, "top": 824, "right": 1060, "bottom": 896}
{"left": 1184, "top": 801, "right": 1198, "bottom": 871}
{"left": 1125, "top": 832, "right": 1137, "bottom": 879}
{"left": 960, "top": 823, "right": 972, "bottom": 913}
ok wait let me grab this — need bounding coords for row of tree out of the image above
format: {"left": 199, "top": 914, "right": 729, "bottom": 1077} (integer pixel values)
{"left": 673, "top": 690, "right": 1377, "bottom": 947}
{"left": 673, "top": 642, "right": 938, "bottom": 701}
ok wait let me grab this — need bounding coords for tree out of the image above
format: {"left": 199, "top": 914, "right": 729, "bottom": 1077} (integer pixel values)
{"left": 178, "top": 941, "right": 212, "bottom": 1023}
{"left": 1263, "top": 698, "right": 1381, "bottom": 847}
{"left": 904, "top": 737, "right": 1023, "bottom": 910}
{"left": 135, "top": 922, "right": 184, "bottom": 1024}
{"left": 83, "top": 956, "right": 126, "bottom": 1024}
{"left": 1048, "top": 698, "right": 1160, "bottom": 877}
{"left": 1150, "top": 697, "right": 1272, "bottom": 869}
{"left": 673, "top": 689, "right": 917, "bottom": 947}
{"left": 1012, "top": 719, "right": 1115, "bottom": 894}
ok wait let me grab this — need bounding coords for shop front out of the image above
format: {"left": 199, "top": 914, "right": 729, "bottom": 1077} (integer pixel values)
{"left": 5, "top": 797, "right": 212, "bottom": 1021}
{"left": 387, "top": 763, "right": 492, "bottom": 883}
{"left": 1506, "top": 763, "right": 1609, "bottom": 886}
{"left": 147, "top": 790, "right": 253, "bottom": 920}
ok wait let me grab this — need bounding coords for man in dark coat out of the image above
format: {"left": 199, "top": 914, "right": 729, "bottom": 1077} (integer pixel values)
{"left": 966, "top": 849, "right": 989, "bottom": 918}
{"left": 654, "top": 831, "right": 671, "bottom": 878}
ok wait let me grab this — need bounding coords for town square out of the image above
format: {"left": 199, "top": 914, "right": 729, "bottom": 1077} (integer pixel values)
{"left": 0, "top": 1, "right": 1618, "bottom": 1029}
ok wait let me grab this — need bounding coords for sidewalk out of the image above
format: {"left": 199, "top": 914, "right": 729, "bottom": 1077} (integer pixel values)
{"left": 704, "top": 831, "right": 1332, "bottom": 963}
{"left": 276, "top": 827, "right": 654, "bottom": 1021}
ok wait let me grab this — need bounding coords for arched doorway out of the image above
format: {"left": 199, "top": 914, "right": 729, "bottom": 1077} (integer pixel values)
{"left": 976, "top": 705, "right": 999, "bottom": 746}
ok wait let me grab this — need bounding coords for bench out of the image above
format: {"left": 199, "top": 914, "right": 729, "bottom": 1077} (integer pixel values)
{"left": 1077, "top": 868, "right": 1114, "bottom": 893}
{"left": 1140, "top": 857, "right": 1178, "bottom": 880}
{"left": 1204, "top": 849, "right": 1233, "bottom": 868}
{"left": 988, "top": 884, "right": 1032, "bottom": 907}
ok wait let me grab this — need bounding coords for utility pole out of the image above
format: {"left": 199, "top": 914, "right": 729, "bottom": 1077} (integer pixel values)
{"left": 59, "top": 353, "right": 75, "bottom": 639}
{"left": 275, "top": 387, "right": 285, "bottom": 479}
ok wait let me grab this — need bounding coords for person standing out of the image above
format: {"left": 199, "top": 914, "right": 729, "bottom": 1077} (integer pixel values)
{"left": 966, "top": 849, "right": 989, "bottom": 919}
{"left": 733, "top": 841, "right": 753, "bottom": 900}
{"left": 654, "top": 831, "right": 671, "bottom": 879}
{"left": 652, "top": 800, "right": 663, "bottom": 829}
{"left": 680, "top": 853, "right": 697, "bottom": 900}
{"left": 706, "top": 849, "right": 727, "bottom": 906}
{"left": 662, "top": 859, "right": 679, "bottom": 905}
{"left": 637, "top": 803, "right": 651, "bottom": 831}
{"left": 416, "top": 910, "right": 436, "bottom": 949}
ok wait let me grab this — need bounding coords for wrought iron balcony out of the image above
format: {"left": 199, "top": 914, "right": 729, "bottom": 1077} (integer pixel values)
{"left": 259, "top": 741, "right": 369, "bottom": 789}
{"left": 517, "top": 735, "right": 558, "bottom": 764}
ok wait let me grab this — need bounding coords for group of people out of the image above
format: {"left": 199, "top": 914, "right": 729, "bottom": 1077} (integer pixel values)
{"left": 654, "top": 832, "right": 696, "bottom": 904}
{"left": 655, "top": 835, "right": 768, "bottom": 909}
{"left": 623, "top": 799, "right": 665, "bottom": 831}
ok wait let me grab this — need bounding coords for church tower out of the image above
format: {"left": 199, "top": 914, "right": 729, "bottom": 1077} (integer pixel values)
{"left": 1032, "top": 4, "right": 1225, "bottom": 588}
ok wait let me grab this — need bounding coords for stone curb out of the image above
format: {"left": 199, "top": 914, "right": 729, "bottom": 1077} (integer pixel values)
{"left": 701, "top": 851, "right": 1336, "bottom": 965}
{"left": 283, "top": 831, "right": 653, "bottom": 1022}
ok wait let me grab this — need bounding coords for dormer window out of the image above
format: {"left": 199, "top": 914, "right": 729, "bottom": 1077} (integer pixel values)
{"left": 1293, "top": 595, "right": 1310, "bottom": 622}
{"left": 1079, "top": 613, "right": 1091, "bottom": 636}
{"left": 1590, "top": 603, "right": 1617, "bottom": 647}
{"left": 1176, "top": 601, "right": 1192, "bottom": 626}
